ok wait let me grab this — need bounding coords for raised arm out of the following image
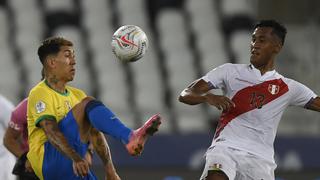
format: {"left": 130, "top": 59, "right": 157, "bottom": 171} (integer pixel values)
{"left": 179, "top": 79, "right": 235, "bottom": 111}
{"left": 306, "top": 97, "right": 320, "bottom": 112}
{"left": 90, "top": 128, "right": 120, "bottom": 180}
{"left": 179, "top": 79, "right": 212, "bottom": 105}
{"left": 39, "top": 119, "right": 89, "bottom": 177}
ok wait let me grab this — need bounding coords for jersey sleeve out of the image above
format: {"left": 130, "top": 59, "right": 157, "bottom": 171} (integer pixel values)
{"left": 9, "top": 99, "right": 27, "bottom": 131}
{"left": 202, "top": 63, "right": 232, "bottom": 89}
{"left": 9, "top": 109, "right": 23, "bottom": 131}
{"left": 77, "top": 89, "right": 87, "bottom": 99}
{"left": 288, "top": 80, "right": 317, "bottom": 107}
{"left": 28, "top": 88, "right": 57, "bottom": 127}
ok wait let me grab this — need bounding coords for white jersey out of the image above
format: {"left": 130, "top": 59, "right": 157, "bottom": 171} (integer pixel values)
{"left": 0, "top": 94, "right": 16, "bottom": 180}
{"left": 202, "top": 63, "right": 317, "bottom": 162}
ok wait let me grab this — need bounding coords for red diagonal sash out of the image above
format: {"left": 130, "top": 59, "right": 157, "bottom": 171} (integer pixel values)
{"left": 214, "top": 78, "right": 289, "bottom": 139}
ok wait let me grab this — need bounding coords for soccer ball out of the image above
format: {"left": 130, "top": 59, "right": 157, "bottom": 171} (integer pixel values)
{"left": 111, "top": 25, "right": 149, "bottom": 62}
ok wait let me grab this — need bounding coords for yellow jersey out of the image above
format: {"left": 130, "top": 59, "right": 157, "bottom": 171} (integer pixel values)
{"left": 27, "top": 80, "right": 86, "bottom": 180}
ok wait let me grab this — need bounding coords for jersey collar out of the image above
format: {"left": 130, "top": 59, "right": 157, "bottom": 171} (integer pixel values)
{"left": 44, "top": 80, "right": 70, "bottom": 96}
{"left": 249, "top": 64, "right": 277, "bottom": 81}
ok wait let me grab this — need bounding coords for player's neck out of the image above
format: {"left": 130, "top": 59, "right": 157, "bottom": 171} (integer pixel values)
{"left": 257, "top": 66, "right": 274, "bottom": 75}
{"left": 255, "top": 60, "right": 275, "bottom": 75}
{"left": 45, "top": 76, "right": 67, "bottom": 94}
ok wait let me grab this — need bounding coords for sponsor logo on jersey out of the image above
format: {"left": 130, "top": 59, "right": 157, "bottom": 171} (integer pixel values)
{"left": 8, "top": 121, "right": 20, "bottom": 130}
{"left": 35, "top": 101, "right": 46, "bottom": 113}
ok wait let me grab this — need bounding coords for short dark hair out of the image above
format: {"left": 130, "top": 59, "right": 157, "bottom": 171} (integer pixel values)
{"left": 37, "top": 37, "right": 73, "bottom": 64}
{"left": 254, "top": 19, "right": 287, "bottom": 45}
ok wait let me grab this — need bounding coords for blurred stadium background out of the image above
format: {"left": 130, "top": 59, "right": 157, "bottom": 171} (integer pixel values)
{"left": 0, "top": 0, "right": 320, "bottom": 179}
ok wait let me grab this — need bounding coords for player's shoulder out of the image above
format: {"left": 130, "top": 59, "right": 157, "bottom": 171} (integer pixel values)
{"left": 277, "top": 75, "right": 310, "bottom": 93}
{"left": 28, "top": 81, "right": 55, "bottom": 103}
{"left": 14, "top": 98, "right": 28, "bottom": 111}
{"left": 216, "top": 63, "right": 249, "bottom": 74}
{"left": 66, "top": 85, "right": 84, "bottom": 93}
{"left": 11, "top": 98, "right": 28, "bottom": 123}
{"left": 279, "top": 75, "right": 301, "bottom": 86}
{"left": 219, "top": 63, "right": 248, "bottom": 69}
{"left": 29, "top": 81, "right": 48, "bottom": 94}
{"left": 66, "top": 85, "right": 87, "bottom": 97}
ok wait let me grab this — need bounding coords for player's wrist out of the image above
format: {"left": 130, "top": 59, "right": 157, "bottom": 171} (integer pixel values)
{"left": 88, "top": 148, "right": 94, "bottom": 156}
{"left": 105, "top": 165, "right": 117, "bottom": 176}
{"left": 203, "top": 93, "right": 213, "bottom": 101}
{"left": 71, "top": 152, "right": 83, "bottom": 162}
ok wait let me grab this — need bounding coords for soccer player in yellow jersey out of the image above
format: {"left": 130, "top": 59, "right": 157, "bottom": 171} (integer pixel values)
{"left": 27, "top": 37, "right": 162, "bottom": 180}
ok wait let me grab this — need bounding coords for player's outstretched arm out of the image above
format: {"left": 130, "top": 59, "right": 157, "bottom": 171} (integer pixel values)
{"left": 90, "top": 128, "right": 121, "bottom": 180}
{"left": 179, "top": 79, "right": 212, "bottom": 105}
{"left": 179, "top": 79, "right": 235, "bottom": 111}
{"left": 39, "top": 119, "right": 89, "bottom": 177}
{"left": 306, "top": 97, "right": 320, "bottom": 112}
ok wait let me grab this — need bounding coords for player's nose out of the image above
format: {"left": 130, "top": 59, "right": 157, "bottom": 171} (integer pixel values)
{"left": 70, "top": 57, "right": 76, "bottom": 65}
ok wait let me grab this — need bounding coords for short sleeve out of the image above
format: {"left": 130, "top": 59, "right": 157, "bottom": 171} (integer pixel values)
{"left": 288, "top": 80, "right": 317, "bottom": 107}
{"left": 9, "top": 111, "right": 23, "bottom": 131}
{"left": 9, "top": 98, "right": 28, "bottom": 131}
{"left": 77, "top": 89, "right": 87, "bottom": 99}
{"left": 202, "top": 63, "right": 232, "bottom": 89}
{"left": 28, "top": 88, "right": 56, "bottom": 127}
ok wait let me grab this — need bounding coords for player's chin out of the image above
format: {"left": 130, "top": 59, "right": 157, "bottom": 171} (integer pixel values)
{"left": 67, "top": 76, "right": 74, "bottom": 81}
{"left": 250, "top": 56, "right": 258, "bottom": 66}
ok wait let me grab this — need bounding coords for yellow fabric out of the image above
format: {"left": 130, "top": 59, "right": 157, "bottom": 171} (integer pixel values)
{"left": 26, "top": 80, "right": 86, "bottom": 180}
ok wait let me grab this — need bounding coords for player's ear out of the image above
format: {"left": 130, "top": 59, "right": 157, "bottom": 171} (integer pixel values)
{"left": 273, "top": 41, "right": 282, "bottom": 54}
{"left": 46, "top": 55, "right": 56, "bottom": 68}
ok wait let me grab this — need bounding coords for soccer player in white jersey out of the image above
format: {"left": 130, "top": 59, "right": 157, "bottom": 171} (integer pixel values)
{"left": 179, "top": 19, "right": 320, "bottom": 180}
{"left": 0, "top": 94, "right": 16, "bottom": 180}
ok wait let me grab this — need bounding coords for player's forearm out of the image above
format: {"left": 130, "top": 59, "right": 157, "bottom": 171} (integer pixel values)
{"left": 3, "top": 128, "right": 25, "bottom": 157}
{"left": 306, "top": 97, "right": 320, "bottom": 112}
{"left": 179, "top": 89, "right": 209, "bottom": 105}
{"left": 3, "top": 131, "right": 25, "bottom": 157}
{"left": 41, "top": 121, "right": 82, "bottom": 161}
{"left": 91, "top": 130, "right": 113, "bottom": 166}
{"left": 47, "top": 130, "right": 82, "bottom": 161}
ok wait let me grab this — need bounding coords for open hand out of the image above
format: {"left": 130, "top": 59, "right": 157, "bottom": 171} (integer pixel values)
{"left": 73, "top": 159, "right": 90, "bottom": 177}
{"left": 25, "top": 159, "right": 34, "bottom": 173}
{"left": 205, "top": 93, "right": 235, "bottom": 111}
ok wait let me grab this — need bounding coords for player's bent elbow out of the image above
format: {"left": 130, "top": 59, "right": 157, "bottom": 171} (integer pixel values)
{"left": 178, "top": 94, "right": 187, "bottom": 103}
{"left": 3, "top": 129, "right": 13, "bottom": 149}
{"left": 3, "top": 133, "right": 9, "bottom": 149}
{"left": 178, "top": 89, "right": 189, "bottom": 103}
{"left": 178, "top": 95, "right": 197, "bottom": 105}
{"left": 82, "top": 96, "right": 96, "bottom": 104}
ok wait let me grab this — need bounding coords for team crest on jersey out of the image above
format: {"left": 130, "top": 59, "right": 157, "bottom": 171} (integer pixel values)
{"left": 35, "top": 101, "right": 46, "bottom": 113}
{"left": 268, "top": 84, "right": 280, "bottom": 95}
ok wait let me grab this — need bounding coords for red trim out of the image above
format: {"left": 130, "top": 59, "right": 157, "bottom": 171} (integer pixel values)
{"left": 120, "top": 35, "right": 137, "bottom": 47}
{"left": 214, "top": 79, "right": 289, "bottom": 139}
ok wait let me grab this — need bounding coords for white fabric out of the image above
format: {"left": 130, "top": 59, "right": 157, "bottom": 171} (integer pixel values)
{"left": 201, "top": 63, "right": 317, "bottom": 174}
{"left": 0, "top": 94, "right": 16, "bottom": 180}
{"left": 200, "top": 145, "right": 276, "bottom": 180}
